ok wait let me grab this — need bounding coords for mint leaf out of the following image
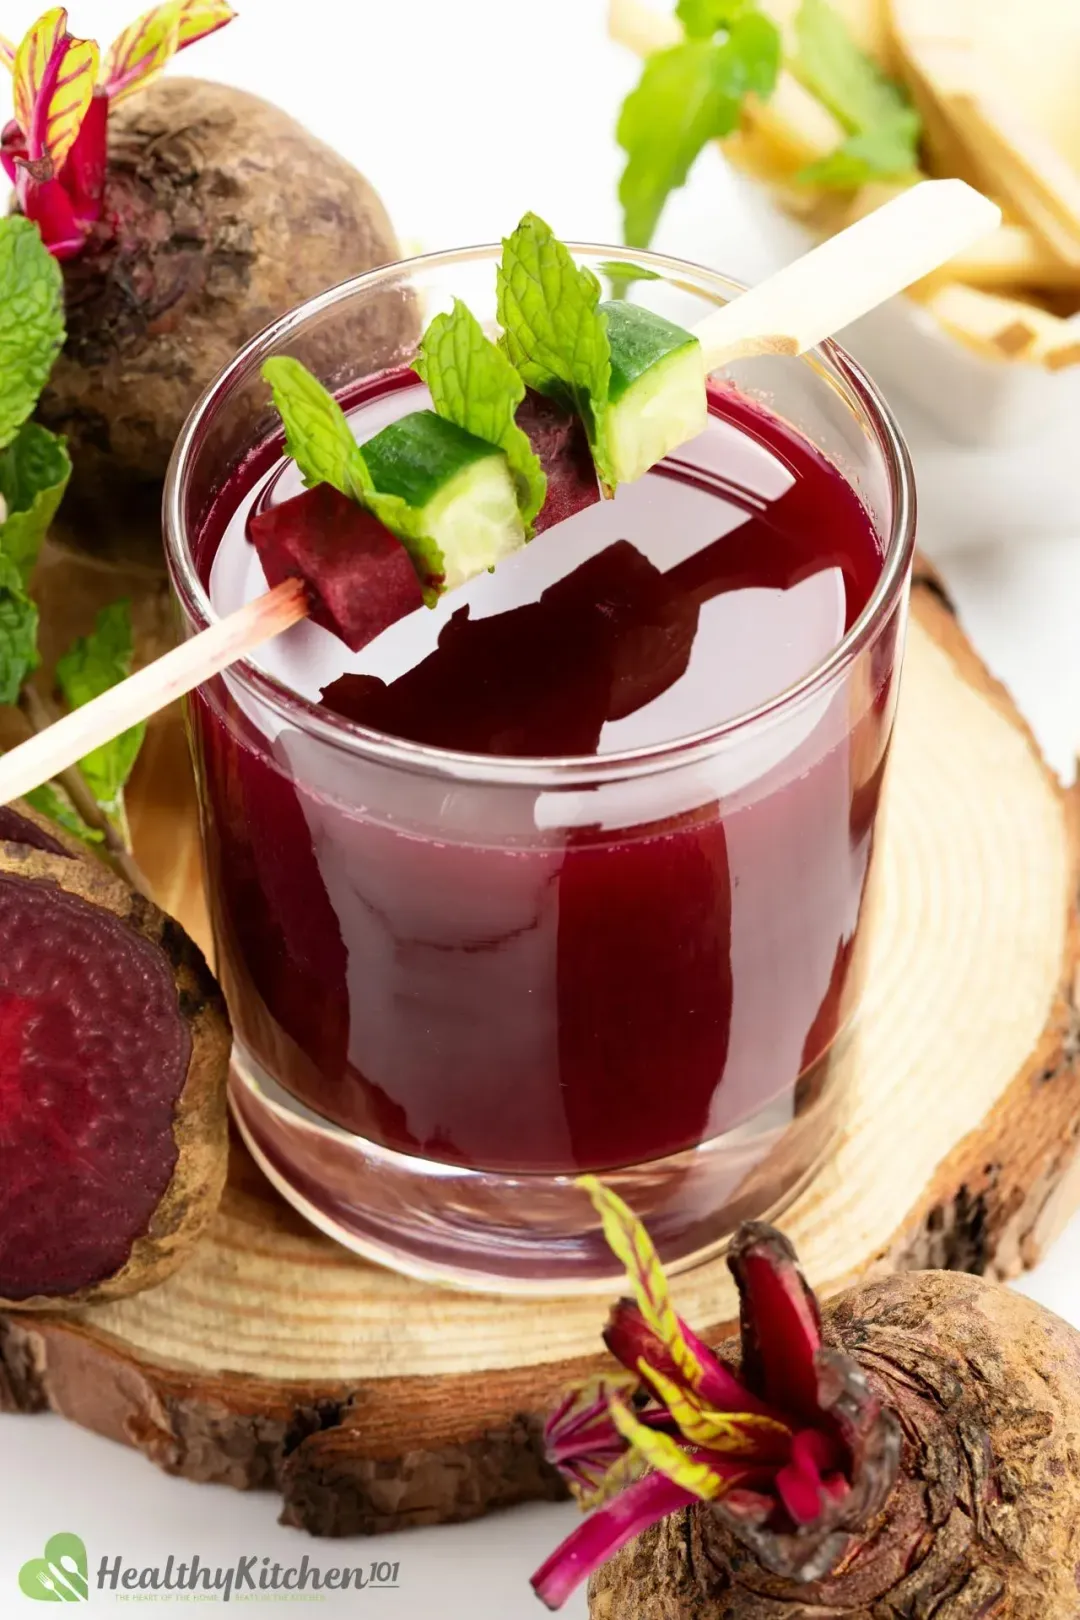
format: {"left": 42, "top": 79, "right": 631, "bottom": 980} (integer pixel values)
{"left": 0, "top": 552, "right": 38, "bottom": 704}
{"left": 415, "top": 299, "right": 546, "bottom": 532}
{"left": 262, "top": 357, "right": 373, "bottom": 504}
{"left": 261, "top": 358, "right": 445, "bottom": 594}
{"left": 0, "top": 422, "right": 71, "bottom": 582}
{"left": 793, "top": 0, "right": 919, "bottom": 187}
{"left": 0, "top": 218, "right": 65, "bottom": 453}
{"left": 497, "top": 212, "right": 613, "bottom": 484}
{"left": 617, "top": 16, "right": 780, "bottom": 249}
{"left": 55, "top": 601, "right": 145, "bottom": 814}
{"left": 23, "top": 781, "right": 105, "bottom": 845}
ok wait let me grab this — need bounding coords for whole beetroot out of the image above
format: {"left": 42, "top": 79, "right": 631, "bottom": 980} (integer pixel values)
{"left": 38, "top": 76, "right": 410, "bottom": 564}
{"left": 534, "top": 1185, "right": 1080, "bottom": 1618}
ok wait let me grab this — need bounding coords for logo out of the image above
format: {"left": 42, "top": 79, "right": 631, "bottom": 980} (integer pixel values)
{"left": 19, "top": 1534, "right": 89, "bottom": 1603}
{"left": 16, "top": 1532, "right": 404, "bottom": 1603}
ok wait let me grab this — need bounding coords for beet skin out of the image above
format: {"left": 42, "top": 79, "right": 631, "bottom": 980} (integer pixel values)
{"left": 589, "top": 1268, "right": 1080, "bottom": 1617}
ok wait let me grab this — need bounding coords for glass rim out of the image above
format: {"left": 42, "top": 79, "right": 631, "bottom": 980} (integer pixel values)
{"left": 163, "top": 239, "right": 917, "bottom": 789}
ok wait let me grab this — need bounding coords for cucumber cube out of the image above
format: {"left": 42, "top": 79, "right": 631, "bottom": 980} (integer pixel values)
{"left": 602, "top": 301, "right": 708, "bottom": 487}
{"left": 364, "top": 411, "right": 526, "bottom": 591}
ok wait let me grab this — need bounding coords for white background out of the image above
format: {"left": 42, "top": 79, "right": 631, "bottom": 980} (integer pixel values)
{"left": 4, "top": 1, "right": 1080, "bottom": 1614}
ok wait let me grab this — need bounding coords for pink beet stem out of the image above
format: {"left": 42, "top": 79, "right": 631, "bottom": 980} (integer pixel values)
{"left": 531, "top": 1471, "right": 699, "bottom": 1610}
{"left": 0, "top": 580, "right": 307, "bottom": 807}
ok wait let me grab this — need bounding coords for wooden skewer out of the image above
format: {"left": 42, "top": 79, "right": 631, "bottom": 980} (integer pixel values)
{"left": 0, "top": 580, "right": 306, "bottom": 807}
{"left": 693, "top": 179, "right": 1001, "bottom": 371}
{"left": 0, "top": 181, "right": 1000, "bottom": 811}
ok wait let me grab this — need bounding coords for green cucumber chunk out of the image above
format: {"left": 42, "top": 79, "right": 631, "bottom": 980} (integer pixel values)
{"left": 363, "top": 411, "right": 526, "bottom": 592}
{"left": 601, "top": 300, "right": 708, "bottom": 486}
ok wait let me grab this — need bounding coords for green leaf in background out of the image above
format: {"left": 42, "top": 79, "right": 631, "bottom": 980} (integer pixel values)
{"left": 0, "top": 218, "right": 65, "bottom": 453}
{"left": 261, "top": 358, "right": 445, "bottom": 594}
{"left": 23, "top": 781, "right": 105, "bottom": 845}
{"left": 497, "top": 213, "right": 614, "bottom": 484}
{"left": 676, "top": 0, "right": 758, "bottom": 37}
{"left": 595, "top": 261, "right": 662, "bottom": 284}
{"left": 793, "top": 0, "right": 920, "bottom": 187}
{"left": 0, "top": 422, "right": 72, "bottom": 583}
{"left": 415, "top": 299, "right": 546, "bottom": 532}
{"left": 0, "top": 552, "right": 39, "bottom": 705}
{"left": 617, "top": 14, "right": 780, "bottom": 249}
{"left": 798, "top": 126, "right": 920, "bottom": 188}
{"left": 55, "top": 601, "right": 146, "bottom": 816}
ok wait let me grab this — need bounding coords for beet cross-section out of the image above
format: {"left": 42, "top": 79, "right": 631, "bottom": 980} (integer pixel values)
{"left": 0, "top": 842, "right": 231, "bottom": 1310}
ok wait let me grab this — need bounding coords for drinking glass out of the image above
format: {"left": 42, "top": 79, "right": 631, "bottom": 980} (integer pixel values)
{"left": 164, "top": 243, "right": 916, "bottom": 1293}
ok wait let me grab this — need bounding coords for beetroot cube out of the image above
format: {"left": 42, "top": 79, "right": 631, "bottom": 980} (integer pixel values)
{"left": 248, "top": 483, "right": 424, "bottom": 653}
{"left": 516, "top": 390, "right": 600, "bottom": 535}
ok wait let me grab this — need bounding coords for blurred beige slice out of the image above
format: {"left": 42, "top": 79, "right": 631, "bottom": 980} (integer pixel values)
{"left": 917, "top": 283, "right": 1080, "bottom": 370}
{"left": 889, "top": 0, "right": 1080, "bottom": 266}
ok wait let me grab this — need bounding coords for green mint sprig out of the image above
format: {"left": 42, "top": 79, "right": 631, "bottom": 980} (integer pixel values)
{"left": 0, "top": 553, "right": 39, "bottom": 705}
{"left": 497, "top": 213, "right": 614, "bottom": 487}
{"left": 23, "top": 781, "right": 105, "bottom": 845}
{"left": 56, "top": 602, "right": 146, "bottom": 831}
{"left": 0, "top": 421, "right": 72, "bottom": 583}
{"left": 0, "top": 218, "right": 65, "bottom": 453}
{"left": 0, "top": 216, "right": 144, "bottom": 848}
{"left": 793, "top": 0, "right": 920, "bottom": 188}
{"left": 262, "top": 356, "right": 447, "bottom": 595}
{"left": 616, "top": 3, "right": 781, "bottom": 249}
{"left": 0, "top": 218, "right": 68, "bottom": 706}
{"left": 414, "top": 299, "right": 546, "bottom": 534}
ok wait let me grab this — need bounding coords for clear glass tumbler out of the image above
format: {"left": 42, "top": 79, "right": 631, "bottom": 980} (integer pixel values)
{"left": 164, "top": 244, "right": 916, "bottom": 1294}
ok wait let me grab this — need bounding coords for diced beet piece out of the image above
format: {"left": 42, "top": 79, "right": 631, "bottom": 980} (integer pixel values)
{"left": 247, "top": 483, "right": 424, "bottom": 653}
{"left": 0, "top": 846, "right": 230, "bottom": 1309}
{"left": 516, "top": 389, "right": 601, "bottom": 535}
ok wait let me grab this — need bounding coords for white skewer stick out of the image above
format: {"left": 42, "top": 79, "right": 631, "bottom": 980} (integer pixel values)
{"left": 0, "top": 580, "right": 306, "bottom": 806}
{"left": 693, "top": 179, "right": 1001, "bottom": 370}
{"left": 0, "top": 180, "right": 1000, "bottom": 811}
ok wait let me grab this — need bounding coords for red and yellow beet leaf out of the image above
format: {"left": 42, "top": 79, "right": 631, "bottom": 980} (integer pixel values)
{"left": 13, "top": 8, "right": 99, "bottom": 172}
{"left": 175, "top": 1, "right": 237, "bottom": 50}
{"left": 637, "top": 1358, "right": 790, "bottom": 1457}
{"left": 101, "top": 0, "right": 236, "bottom": 103}
{"left": 608, "top": 1395, "right": 741, "bottom": 1502}
{"left": 0, "top": 36, "right": 15, "bottom": 73}
{"left": 100, "top": 3, "right": 181, "bottom": 104}
{"left": 579, "top": 1176, "right": 712, "bottom": 1394}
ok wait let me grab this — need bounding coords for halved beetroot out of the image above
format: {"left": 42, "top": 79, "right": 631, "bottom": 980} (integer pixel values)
{"left": 517, "top": 390, "right": 601, "bottom": 534}
{"left": 0, "top": 844, "right": 231, "bottom": 1310}
{"left": 248, "top": 482, "right": 425, "bottom": 652}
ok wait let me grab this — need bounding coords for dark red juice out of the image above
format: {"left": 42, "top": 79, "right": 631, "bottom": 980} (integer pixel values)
{"left": 191, "top": 371, "right": 894, "bottom": 1175}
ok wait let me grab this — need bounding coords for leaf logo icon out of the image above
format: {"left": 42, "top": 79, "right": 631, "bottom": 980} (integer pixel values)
{"left": 18, "top": 1533, "right": 88, "bottom": 1602}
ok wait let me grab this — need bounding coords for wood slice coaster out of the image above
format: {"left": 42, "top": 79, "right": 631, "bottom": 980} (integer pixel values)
{"left": 4, "top": 565, "right": 1080, "bottom": 1537}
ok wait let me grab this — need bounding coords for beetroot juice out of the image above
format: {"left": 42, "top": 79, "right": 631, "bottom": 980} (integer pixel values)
{"left": 189, "top": 370, "right": 893, "bottom": 1179}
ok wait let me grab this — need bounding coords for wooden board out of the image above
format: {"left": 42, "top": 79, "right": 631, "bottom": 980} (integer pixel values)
{"left": 3, "top": 566, "right": 1080, "bottom": 1538}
